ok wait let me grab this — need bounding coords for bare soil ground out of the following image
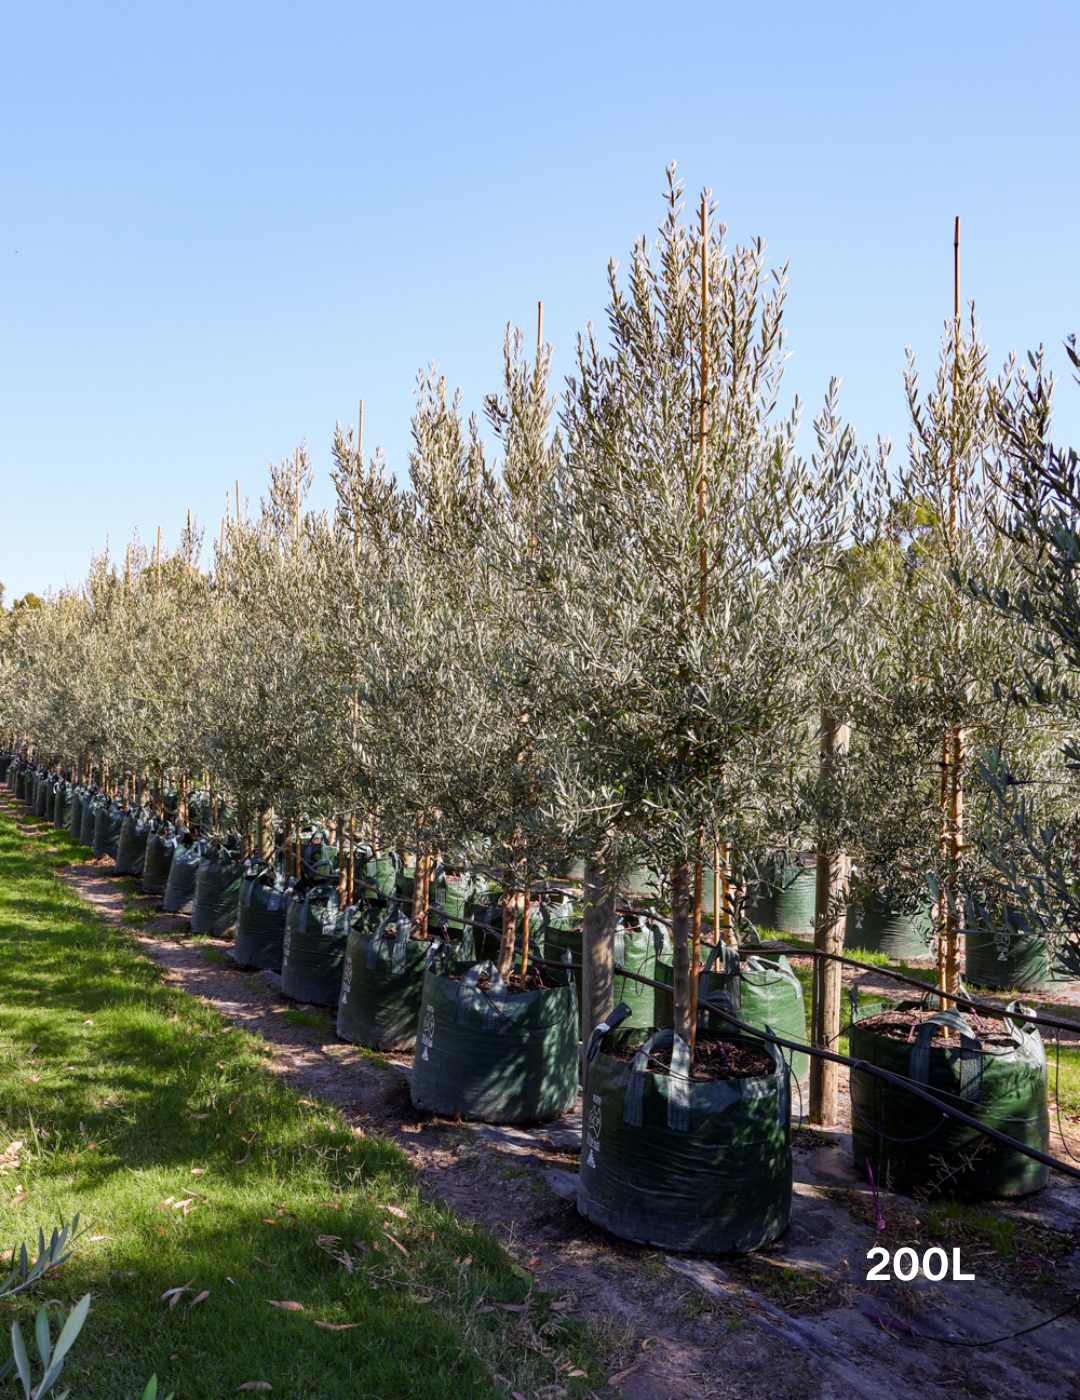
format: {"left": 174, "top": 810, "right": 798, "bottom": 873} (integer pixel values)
{"left": 9, "top": 796, "right": 1080, "bottom": 1400}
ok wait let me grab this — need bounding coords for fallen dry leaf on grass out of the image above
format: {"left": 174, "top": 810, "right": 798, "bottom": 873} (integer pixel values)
{"left": 609, "top": 1364, "right": 640, "bottom": 1384}
{"left": 10, "top": 1193, "right": 28, "bottom": 1206}
{"left": 190, "top": 1167, "right": 206, "bottom": 1175}
{"left": 384, "top": 1205, "right": 406, "bottom": 1219}
{"left": 382, "top": 1231, "right": 409, "bottom": 1256}
{"left": 314, "top": 1321, "right": 358, "bottom": 1331}
{"left": 267, "top": 1300, "right": 303, "bottom": 1311}
{"left": 236, "top": 1151, "right": 250, "bottom": 1165}
{"left": 190, "top": 1290, "right": 210, "bottom": 1307}
{"left": 162, "top": 1282, "right": 195, "bottom": 1309}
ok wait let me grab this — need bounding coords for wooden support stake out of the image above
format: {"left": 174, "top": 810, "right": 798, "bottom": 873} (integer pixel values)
{"left": 810, "top": 713, "right": 850, "bottom": 1126}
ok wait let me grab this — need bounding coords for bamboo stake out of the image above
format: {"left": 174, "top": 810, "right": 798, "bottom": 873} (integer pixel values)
{"left": 688, "top": 193, "right": 710, "bottom": 1050}
{"left": 943, "top": 214, "right": 965, "bottom": 1012}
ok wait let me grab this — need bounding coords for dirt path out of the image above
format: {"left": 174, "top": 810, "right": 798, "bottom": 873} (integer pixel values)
{"left": 8, "top": 794, "right": 1080, "bottom": 1399}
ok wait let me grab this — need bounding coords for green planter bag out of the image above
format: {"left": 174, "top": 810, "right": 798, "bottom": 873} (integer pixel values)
{"left": 80, "top": 796, "right": 99, "bottom": 849}
{"left": 697, "top": 946, "right": 809, "bottom": 1083}
{"left": 114, "top": 813, "right": 150, "bottom": 876}
{"left": 430, "top": 871, "right": 492, "bottom": 934}
{"left": 142, "top": 830, "right": 175, "bottom": 896}
{"left": 846, "top": 894, "right": 932, "bottom": 960}
{"left": 336, "top": 904, "right": 467, "bottom": 1050}
{"left": 281, "top": 886, "right": 349, "bottom": 1005}
{"left": 93, "top": 802, "right": 123, "bottom": 859}
{"left": 68, "top": 789, "right": 85, "bottom": 841}
{"left": 850, "top": 1006, "right": 1049, "bottom": 1199}
{"left": 162, "top": 840, "right": 201, "bottom": 914}
{"left": 233, "top": 862, "right": 288, "bottom": 970}
{"left": 578, "top": 1007, "right": 793, "bottom": 1253}
{"left": 53, "top": 782, "right": 72, "bottom": 831}
{"left": 964, "top": 929, "right": 1061, "bottom": 991}
{"left": 744, "top": 858, "right": 817, "bottom": 937}
{"left": 190, "top": 848, "right": 245, "bottom": 935}
{"left": 498, "top": 896, "right": 576, "bottom": 965}
{"left": 545, "top": 914, "right": 670, "bottom": 1033}
{"left": 410, "top": 959, "right": 579, "bottom": 1124}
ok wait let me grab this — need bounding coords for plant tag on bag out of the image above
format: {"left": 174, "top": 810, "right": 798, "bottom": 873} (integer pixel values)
{"left": 585, "top": 1094, "right": 602, "bottom": 1168}
{"left": 421, "top": 1004, "right": 435, "bottom": 1061}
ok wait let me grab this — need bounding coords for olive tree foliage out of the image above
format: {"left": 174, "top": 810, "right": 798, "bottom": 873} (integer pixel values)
{"left": 830, "top": 313, "right": 1072, "bottom": 978}
{"left": 537, "top": 169, "right": 856, "bottom": 1040}
{"left": 203, "top": 446, "right": 345, "bottom": 844}
{"left": 336, "top": 366, "right": 498, "bottom": 871}
{"left": 962, "top": 337, "right": 1080, "bottom": 965}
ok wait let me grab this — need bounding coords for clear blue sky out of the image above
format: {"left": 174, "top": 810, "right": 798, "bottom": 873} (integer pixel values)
{"left": 3, "top": 1, "right": 1078, "bottom": 601}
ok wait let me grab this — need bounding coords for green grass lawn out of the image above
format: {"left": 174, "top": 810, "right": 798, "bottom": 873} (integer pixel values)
{"left": 0, "top": 810, "right": 601, "bottom": 1399}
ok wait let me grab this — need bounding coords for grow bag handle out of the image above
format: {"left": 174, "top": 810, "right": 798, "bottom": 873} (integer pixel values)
{"left": 909, "top": 1010, "right": 984, "bottom": 1103}
{"left": 700, "top": 943, "right": 742, "bottom": 1011}
{"left": 365, "top": 905, "right": 411, "bottom": 974}
{"left": 453, "top": 961, "right": 508, "bottom": 1031}
{"left": 585, "top": 1001, "right": 632, "bottom": 1067}
{"left": 1002, "top": 1000, "right": 1048, "bottom": 1083}
{"left": 623, "top": 1028, "right": 692, "bottom": 1133}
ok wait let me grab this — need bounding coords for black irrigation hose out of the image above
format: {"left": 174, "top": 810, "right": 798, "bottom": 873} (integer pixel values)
{"left": 904, "top": 1295, "right": 1080, "bottom": 1348}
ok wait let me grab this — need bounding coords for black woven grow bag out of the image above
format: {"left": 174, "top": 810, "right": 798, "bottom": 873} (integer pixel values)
{"left": 44, "top": 782, "right": 56, "bottom": 822}
{"left": 162, "top": 840, "right": 201, "bottom": 914}
{"left": 34, "top": 778, "right": 48, "bottom": 819}
{"left": 93, "top": 802, "right": 123, "bottom": 859}
{"left": 142, "top": 831, "right": 175, "bottom": 896}
{"left": 190, "top": 849, "right": 245, "bottom": 935}
{"left": 849, "top": 1007, "right": 1049, "bottom": 1199}
{"left": 114, "top": 814, "right": 150, "bottom": 876}
{"left": 281, "top": 886, "right": 349, "bottom": 1005}
{"left": 336, "top": 904, "right": 468, "bottom": 1050}
{"left": 577, "top": 1009, "right": 792, "bottom": 1253}
{"left": 233, "top": 864, "right": 288, "bottom": 970}
{"left": 410, "top": 959, "right": 579, "bottom": 1124}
